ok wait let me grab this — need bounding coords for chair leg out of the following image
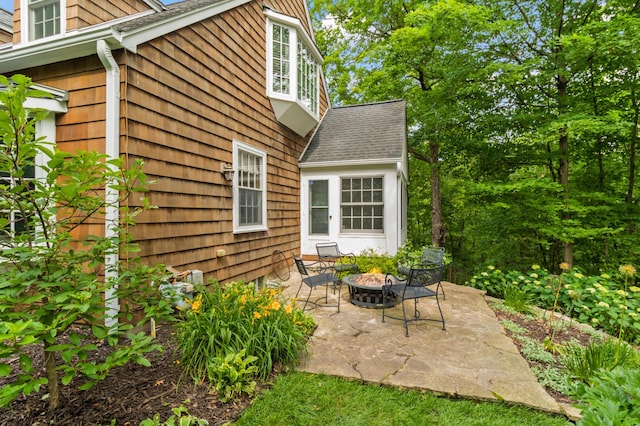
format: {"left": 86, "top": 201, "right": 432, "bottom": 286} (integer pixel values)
{"left": 401, "top": 299, "right": 410, "bottom": 337}
{"left": 438, "top": 282, "right": 446, "bottom": 300}
{"left": 435, "top": 294, "right": 446, "bottom": 330}
{"left": 295, "top": 282, "right": 304, "bottom": 299}
{"left": 302, "top": 286, "right": 312, "bottom": 311}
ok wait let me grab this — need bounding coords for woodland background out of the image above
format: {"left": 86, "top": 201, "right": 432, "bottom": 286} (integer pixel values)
{"left": 310, "top": 0, "right": 640, "bottom": 281}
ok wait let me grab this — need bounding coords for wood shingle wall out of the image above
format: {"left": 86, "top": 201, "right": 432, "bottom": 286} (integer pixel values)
{"left": 120, "top": 0, "right": 327, "bottom": 283}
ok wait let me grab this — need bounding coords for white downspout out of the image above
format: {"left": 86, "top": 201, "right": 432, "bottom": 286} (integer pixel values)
{"left": 97, "top": 39, "right": 121, "bottom": 330}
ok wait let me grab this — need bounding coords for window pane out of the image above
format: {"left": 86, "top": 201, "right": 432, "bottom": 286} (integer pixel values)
{"left": 340, "top": 176, "right": 383, "bottom": 232}
{"left": 310, "top": 180, "right": 328, "bottom": 206}
{"left": 311, "top": 208, "right": 328, "bottom": 234}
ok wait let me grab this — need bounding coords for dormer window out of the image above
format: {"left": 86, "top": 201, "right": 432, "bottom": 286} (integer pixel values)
{"left": 25, "top": 0, "right": 65, "bottom": 41}
{"left": 265, "top": 10, "right": 322, "bottom": 136}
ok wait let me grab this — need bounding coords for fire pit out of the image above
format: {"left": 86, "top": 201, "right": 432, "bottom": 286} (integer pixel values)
{"left": 343, "top": 273, "right": 397, "bottom": 308}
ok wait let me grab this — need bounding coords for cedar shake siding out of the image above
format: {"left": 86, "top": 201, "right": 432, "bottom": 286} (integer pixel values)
{"left": 2, "top": 0, "right": 328, "bottom": 284}
{"left": 69, "top": 0, "right": 157, "bottom": 31}
{"left": 122, "top": 1, "right": 323, "bottom": 283}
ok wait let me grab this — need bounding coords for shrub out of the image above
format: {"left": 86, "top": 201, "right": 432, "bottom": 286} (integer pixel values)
{"left": 466, "top": 265, "right": 640, "bottom": 343}
{"left": 0, "top": 74, "right": 173, "bottom": 411}
{"left": 559, "top": 339, "right": 639, "bottom": 385}
{"left": 575, "top": 366, "right": 640, "bottom": 426}
{"left": 355, "top": 248, "right": 398, "bottom": 274}
{"left": 175, "top": 281, "right": 314, "bottom": 396}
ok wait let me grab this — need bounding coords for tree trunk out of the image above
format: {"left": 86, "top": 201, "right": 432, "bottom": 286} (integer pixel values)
{"left": 627, "top": 88, "right": 638, "bottom": 234}
{"left": 44, "top": 341, "right": 60, "bottom": 411}
{"left": 557, "top": 72, "right": 573, "bottom": 266}
{"left": 430, "top": 142, "right": 445, "bottom": 247}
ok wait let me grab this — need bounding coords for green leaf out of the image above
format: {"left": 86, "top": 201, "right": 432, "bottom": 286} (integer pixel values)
{"left": 19, "top": 354, "right": 32, "bottom": 373}
{"left": 135, "top": 356, "right": 151, "bottom": 367}
{"left": 61, "top": 372, "right": 75, "bottom": 386}
{"left": 68, "top": 333, "right": 81, "bottom": 346}
{"left": 0, "top": 363, "right": 11, "bottom": 377}
{"left": 92, "top": 324, "right": 107, "bottom": 340}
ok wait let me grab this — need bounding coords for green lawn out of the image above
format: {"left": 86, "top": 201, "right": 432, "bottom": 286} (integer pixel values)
{"left": 233, "top": 372, "right": 572, "bottom": 425}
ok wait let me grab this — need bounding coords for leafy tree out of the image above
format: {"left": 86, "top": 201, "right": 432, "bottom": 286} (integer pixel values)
{"left": 313, "top": 0, "right": 640, "bottom": 278}
{"left": 0, "top": 74, "right": 173, "bottom": 410}
{"left": 313, "top": 0, "right": 497, "bottom": 247}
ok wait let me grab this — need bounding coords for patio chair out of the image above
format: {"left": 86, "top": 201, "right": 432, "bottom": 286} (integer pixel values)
{"left": 397, "top": 246, "right": 446, "bottom": 299}
{"left": 315, "top": 242, "right": 359, "bottom": 278}
{"left": 381, "top": 263, "right": 446, "bottom": 337}
{"left": 293, "top": 255, "right": 342, "bottom": 312}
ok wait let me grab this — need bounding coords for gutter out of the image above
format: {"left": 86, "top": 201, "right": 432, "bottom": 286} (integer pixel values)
{"left": 97, "top": 39, "right": 121, "bottom": 330}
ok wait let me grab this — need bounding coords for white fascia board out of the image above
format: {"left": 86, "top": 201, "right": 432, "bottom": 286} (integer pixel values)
{"left": 117, "top": 0, "right": 252, "bottom": 53}
{"left": 0, "top": 12, "right": 154, "bottom": 74}
{"left": 299, "top": 159, "right": 402, "bottom": 169}
{"left": 24, "top": 96, "right": 68, "bottom": 113}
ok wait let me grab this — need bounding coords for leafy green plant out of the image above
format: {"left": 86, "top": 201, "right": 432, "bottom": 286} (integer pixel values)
{"left": 530, "top": 365, "right": 573, "bottom": 395}
{"left": 467, "top": 264, "right": 640, "bottom": 344}
{"left": 210, "top": 349, "right": 258, "bottom": 402}
{"left": 175, "top": 281, "right": 313, "bottom": 388}
{"left": 140, "top": 403, "right": 209, "bottom": 426}
{"left": 515, "top": 336, "right": 555, "bottom": 364}
{"left": 0, "top": 74, "right": 173, "bottom": 411}
{"left": 575, "top": 367, "right": 640, "bottom": 426}
{"left": 559, "top": 339, "right": 639, "bottom": 384}
{"left": 502, "top": 285, "right": 534, "bottom": 314}
{"left": 499, "top": 319, "right": 528, "bottom": 335}
{"left": 355, "top": 248, "right": 398, "bottom": 274}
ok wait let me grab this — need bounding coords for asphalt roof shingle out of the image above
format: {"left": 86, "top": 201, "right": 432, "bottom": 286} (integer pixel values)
{"left": 300, "top": 100, "right": 406, "bottom": 165}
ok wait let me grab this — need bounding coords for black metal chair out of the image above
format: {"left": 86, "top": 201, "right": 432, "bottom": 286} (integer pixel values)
{"left": 382, "top": 263, "right": 446, "bottom": 337}
{"left": 293, "top": 255, "right": 342, "bottom": 312}
{"left": 398, "top": 246, "right": 446, "bottom": 299}
{"left": 315, "top": 242, "right": 359, "bottom": 278}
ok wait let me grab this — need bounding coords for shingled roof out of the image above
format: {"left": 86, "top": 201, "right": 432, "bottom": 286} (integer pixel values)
{"left": 300, "top": 100, "right": 406, "bottom": 166}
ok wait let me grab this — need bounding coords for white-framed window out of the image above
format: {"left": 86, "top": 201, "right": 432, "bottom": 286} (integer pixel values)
{"left": 233, "top": 140, "right": 267, "bottom": 233}
{"left": 22, "top": 0, "right": 65, "bottom": 41}
{"left": 266, "top": 11, "right": 321, "bottom": 117}
{"left": 341, "top": 176, "right": 384, "bottom": 233}
{"left": 0, "top": 116, "right": 53, "bottom": 242}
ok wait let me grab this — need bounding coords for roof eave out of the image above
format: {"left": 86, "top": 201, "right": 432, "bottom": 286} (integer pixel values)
{"left": 119, "top": 0, "right": 253, "bottom": 53}
{"left": 299, "top": 158, "right": 403, "bottom": 169}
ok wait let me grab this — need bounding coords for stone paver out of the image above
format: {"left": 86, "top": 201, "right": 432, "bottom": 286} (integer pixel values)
{"left": 280, "top": 273, "right": 568, "bottom": 416}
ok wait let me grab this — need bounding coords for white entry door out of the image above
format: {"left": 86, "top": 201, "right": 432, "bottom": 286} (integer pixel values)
{"left": 309, "top": 179, "right": 329, "bottom": 235}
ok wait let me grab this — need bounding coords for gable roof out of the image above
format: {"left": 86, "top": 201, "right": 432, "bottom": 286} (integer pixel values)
{"left": 299, "top": 100, "right": 406, "bottom": 167}
{"left": 0, "top": 0, "right": 251, "bottom": 73}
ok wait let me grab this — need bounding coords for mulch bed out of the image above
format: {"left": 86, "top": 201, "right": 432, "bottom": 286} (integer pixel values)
{"left": 0, "top": 299, "right": 607, "bottom": 424}
{"left": 0, "top": 325, "right": 266, "bottom": 425}
{"left": 492, "top": 306, "right": 596, "bottom": 404}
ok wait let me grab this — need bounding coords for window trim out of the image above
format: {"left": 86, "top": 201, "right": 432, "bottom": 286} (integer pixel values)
{"left": 340, "top": 176, "right": 384, "bottom": 234}
{"left": 265, "top": 10, "right": 321, "bottom": 119}
{"left": 232, "top": 140, "right": 268, "bottom": 234}
{"left": 21, "top": 0, "right": 66, "bottom": 42}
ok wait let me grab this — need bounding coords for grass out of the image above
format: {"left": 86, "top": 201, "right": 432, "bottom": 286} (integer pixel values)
{"left": 233, "top": 372, "right": 571, "bottom": 425}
